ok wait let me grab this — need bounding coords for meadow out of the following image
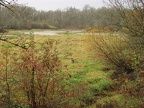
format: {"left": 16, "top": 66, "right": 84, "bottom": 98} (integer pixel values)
{"left": 0, "top": 30, "right": 142, "bottom": 108}
{"left": 1, "top": 0, "right": 144, "bottom": 107}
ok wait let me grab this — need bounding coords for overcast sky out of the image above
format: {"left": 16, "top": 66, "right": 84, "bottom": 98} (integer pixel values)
{"left": 16, "top": 0, "right": 109, "bottom": 11}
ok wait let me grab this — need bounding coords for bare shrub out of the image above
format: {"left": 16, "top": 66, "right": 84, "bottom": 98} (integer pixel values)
{"left": 87, "top": 31, "right": 144, "bottom": 81}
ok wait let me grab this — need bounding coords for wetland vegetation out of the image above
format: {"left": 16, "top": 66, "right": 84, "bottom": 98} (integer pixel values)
{"left": 0, "top": 0, "right": 144, "bottom": 108}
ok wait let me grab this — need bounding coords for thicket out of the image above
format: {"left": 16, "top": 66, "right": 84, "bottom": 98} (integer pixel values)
{"left": 87, "top": 0, "right": 144, "bottom": 107}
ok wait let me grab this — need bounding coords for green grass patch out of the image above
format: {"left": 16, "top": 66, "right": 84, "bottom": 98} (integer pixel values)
{"left": 0, "top": 30, "right": 120, "bottom": 107}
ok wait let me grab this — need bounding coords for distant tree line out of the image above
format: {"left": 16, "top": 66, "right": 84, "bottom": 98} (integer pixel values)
{"left": 0, "top": 4, "right": 122, "bottom": 30}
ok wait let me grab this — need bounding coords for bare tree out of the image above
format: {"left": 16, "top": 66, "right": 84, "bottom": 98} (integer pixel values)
{"left": 0, "top": 0, "right": 16, "bottom": 12}
{"left": 0, "top": 0, "right": 29, "bottom": 49}
{"left": 109, "top": 0, "right": 144, "bottom": 37}
{"left": 0, "top": 0, "right": 17, "bottom": 32}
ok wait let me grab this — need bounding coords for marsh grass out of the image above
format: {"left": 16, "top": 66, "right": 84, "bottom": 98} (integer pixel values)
{"left": 0, "top": 31, "right": 115, "bottom": 107}
{"left": 3, "top": 31, "right": 143, "bottom": 108}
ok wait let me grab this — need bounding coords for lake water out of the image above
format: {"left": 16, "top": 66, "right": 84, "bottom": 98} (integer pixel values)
{"left": 24, "top": 30, "right": 83, "bottom": 36}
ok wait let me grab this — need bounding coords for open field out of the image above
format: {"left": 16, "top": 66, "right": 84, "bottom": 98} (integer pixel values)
{"left": 0, "top": 30, "right": 142, "bottom": 108}
{"left": 0, "top": 30, "right": 113, "bottom": 107}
